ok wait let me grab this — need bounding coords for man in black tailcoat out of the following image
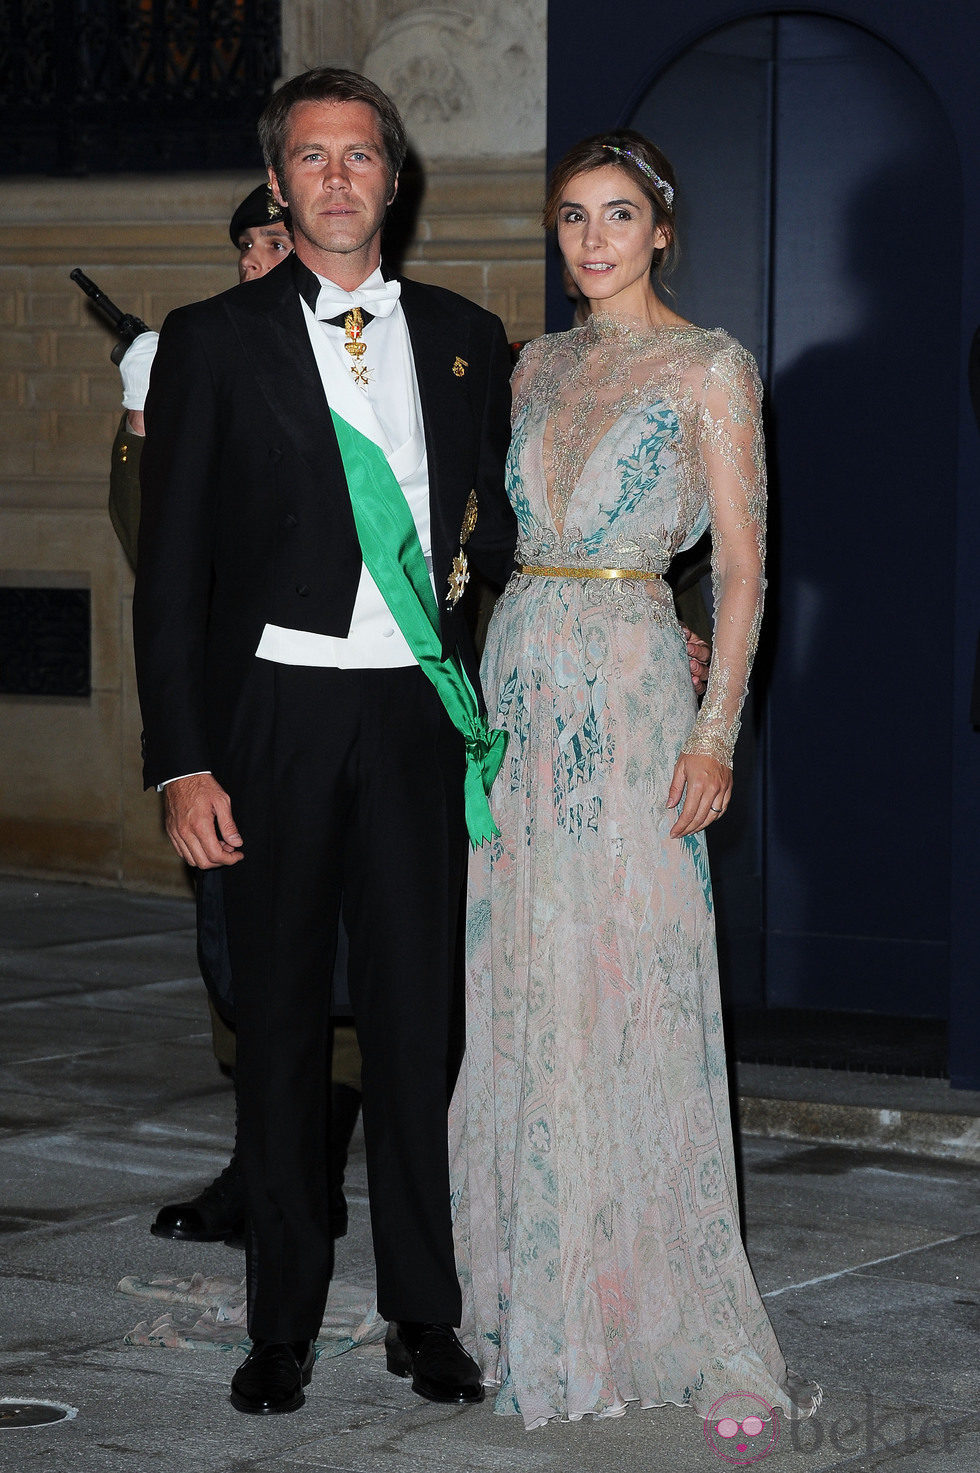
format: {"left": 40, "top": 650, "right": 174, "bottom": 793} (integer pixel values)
{"left": 133, "top": 67, "right": 517, "bottom": 1416}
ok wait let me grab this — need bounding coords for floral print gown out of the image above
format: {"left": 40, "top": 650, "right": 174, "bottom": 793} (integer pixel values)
{"left": 449, "top": 312, "right": 818, "bottom": 1430}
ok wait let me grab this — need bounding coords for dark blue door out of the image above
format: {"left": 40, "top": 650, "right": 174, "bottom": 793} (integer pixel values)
{"left": 629, "top": 15, "right": 961, "bottom": 1019}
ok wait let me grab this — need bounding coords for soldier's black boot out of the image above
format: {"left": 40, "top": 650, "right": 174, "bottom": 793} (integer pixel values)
{"left": 329, "top": 1083, "right": 362, "bottom": 1239}
{"left": 151, "top": 1153, "right": 247, "bottom": 1246}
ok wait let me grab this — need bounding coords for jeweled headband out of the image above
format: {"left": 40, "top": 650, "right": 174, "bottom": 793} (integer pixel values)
{"left": 601, "top": 144, "right": 675, "bottom": 210}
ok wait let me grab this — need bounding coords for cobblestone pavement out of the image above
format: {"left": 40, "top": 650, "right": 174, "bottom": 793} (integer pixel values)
{"left": 0, "top": 877, "right": 978, "bottom": 1472}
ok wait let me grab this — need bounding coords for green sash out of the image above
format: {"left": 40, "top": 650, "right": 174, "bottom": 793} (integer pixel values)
{"left": 330, "top": 409, "right": 507, "bottom": 848}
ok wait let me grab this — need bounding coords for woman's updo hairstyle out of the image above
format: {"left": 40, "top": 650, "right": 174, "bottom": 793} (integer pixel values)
{"left": 543, "top": 128, "right": 680, "bottom": 287}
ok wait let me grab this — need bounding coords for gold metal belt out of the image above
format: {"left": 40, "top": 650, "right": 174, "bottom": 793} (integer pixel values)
{"left": 519, "top": 564, "right": 662, "bottom": 581}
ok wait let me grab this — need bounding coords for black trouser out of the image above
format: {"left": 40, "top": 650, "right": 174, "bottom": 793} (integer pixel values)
{"left": 220, "top": 662, "right": 467, "bottom": 1342}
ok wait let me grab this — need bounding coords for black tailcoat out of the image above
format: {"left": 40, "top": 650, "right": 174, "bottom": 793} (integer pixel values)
{"left": 134, "top": 251, "right": 517, "bottom": 791}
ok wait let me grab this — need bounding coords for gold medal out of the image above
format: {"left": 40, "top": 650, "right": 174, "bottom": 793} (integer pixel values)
{"left": 446, "top": 550, "right": 470, "bottom": 607}
{"left": 446, "top": 490, "right": 478, "bottom": 606}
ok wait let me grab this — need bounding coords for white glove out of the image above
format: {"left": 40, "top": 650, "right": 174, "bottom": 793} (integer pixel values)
{"left": 118, "top": 331, "right": 159, "bottom": 412}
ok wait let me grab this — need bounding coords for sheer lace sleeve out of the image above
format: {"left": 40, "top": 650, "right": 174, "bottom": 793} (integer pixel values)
{"left": 510, "top": 336, "right": 547, "bottom": 420}
{"left": 682, "top": 342, "right": 766, "bottom": 768}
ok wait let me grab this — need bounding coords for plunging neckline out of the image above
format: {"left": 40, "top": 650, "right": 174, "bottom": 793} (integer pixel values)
{"left": 540, "top": 411, "right": 629, "bottom": 538}
{"left": 537, "top": 316, "right": 709, "bottom": 537}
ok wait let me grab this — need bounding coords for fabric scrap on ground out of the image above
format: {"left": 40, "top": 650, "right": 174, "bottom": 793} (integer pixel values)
{"left": 118, "top": 1272, "right": 383, "bottom": 1354}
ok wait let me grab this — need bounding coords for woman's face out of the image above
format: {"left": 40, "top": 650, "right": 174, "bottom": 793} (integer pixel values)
{"left": 557, "top": 164, "right": 667, "bottom": 314}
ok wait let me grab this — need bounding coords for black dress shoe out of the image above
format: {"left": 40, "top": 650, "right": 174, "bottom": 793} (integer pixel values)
{"left": 385, "top": 1321, "right": 484, "bottom": 1404}
{"left": 151, "top": 1155, "right": 246, "bottom": 1245}
{"left": 230, "top": 1340, "right": 315, "bottom": 1415}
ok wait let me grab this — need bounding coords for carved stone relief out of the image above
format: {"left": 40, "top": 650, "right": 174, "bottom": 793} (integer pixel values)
{"left": 281, "top": 0, "right": 546, "bottom": 158}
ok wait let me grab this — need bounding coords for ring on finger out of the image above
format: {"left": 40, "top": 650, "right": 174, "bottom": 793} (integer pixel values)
{"left": 709, "top": 804, "right": 724, "bottom": 813}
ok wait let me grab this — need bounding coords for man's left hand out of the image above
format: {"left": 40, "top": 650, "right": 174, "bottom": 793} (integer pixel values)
{"left": 681, "top": 624, "right": 710, "bottom": 698}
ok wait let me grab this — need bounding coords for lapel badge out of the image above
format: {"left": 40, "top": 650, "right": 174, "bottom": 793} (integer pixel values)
{"left": 452, "top": 356, "right": 468, "bottom": 378}
{"left": 446, "top": 489, "right": 479, "bottom": 607}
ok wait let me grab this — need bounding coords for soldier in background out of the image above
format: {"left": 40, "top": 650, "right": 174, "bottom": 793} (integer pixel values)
{"left": 109, "top": 185, "right": 294, "bottom": 558}
{"left": 109, "top": 184, "right": 363, "bottom": 1248}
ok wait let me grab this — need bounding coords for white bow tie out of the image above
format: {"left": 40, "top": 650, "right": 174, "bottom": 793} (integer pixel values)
{"left": 315, "top": 278, "right": 402, "bottom": 321}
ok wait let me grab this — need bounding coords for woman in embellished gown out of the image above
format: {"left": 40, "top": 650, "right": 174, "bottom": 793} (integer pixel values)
{"left": 450, "top": 131, "right": 820, "bottom": 1431}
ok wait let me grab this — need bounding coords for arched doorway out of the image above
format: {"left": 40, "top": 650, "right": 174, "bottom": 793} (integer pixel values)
{"left": 626, "top": 16, "right": 961, "bottom": 1052}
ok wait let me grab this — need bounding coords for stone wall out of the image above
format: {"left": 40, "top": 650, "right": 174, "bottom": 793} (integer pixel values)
{"left": 0, "top": 152, "right": 545, "bottom": 891}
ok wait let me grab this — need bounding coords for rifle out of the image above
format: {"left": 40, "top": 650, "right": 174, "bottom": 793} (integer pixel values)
{"left": 69, "top": 268, "right": 152, "bottom": 365}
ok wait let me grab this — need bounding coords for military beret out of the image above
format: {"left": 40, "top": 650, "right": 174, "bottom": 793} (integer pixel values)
{"left": 228, "top": 184, "right": 285, "bottom": 245}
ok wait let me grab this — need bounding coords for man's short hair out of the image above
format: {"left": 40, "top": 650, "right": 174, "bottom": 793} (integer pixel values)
{"left": 258, "top": 68, "right": 408, "bottom": 192}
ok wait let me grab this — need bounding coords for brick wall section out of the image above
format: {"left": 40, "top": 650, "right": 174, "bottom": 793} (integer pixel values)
{"left": 0, "top": 159, "right": 545, "bottom": 890}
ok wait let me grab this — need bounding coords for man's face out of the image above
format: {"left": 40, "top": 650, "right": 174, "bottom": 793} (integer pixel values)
{"left": 236, "top": 223, "right": 293, "bottom": 284}
{"left": 268, "top": 98, "right": 396, "bottom": 287}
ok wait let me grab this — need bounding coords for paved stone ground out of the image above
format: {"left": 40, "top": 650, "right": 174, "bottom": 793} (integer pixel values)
{"left": 0, "top": 876, "right": 978, "bottom": 1473}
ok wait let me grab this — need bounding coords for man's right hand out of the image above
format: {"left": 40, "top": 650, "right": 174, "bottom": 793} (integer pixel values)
{"left": 163, "top": 774, "right": 244, "bottom": 869}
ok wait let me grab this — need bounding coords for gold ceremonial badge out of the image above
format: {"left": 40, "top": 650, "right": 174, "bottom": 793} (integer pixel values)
{"left": 447, "top": 552, "right": 470, "bottom": 606}
{"left": 460, "top": 488, "right": 478, "bottom": 542}
{"left": 343, "top": 308, "right": 369, "bottom": 386}
{"left": 446, "top": 490, "right": 479, "bottom": 607}
{"left": 452, "top": 356, "right": 468, "bottom": 377}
